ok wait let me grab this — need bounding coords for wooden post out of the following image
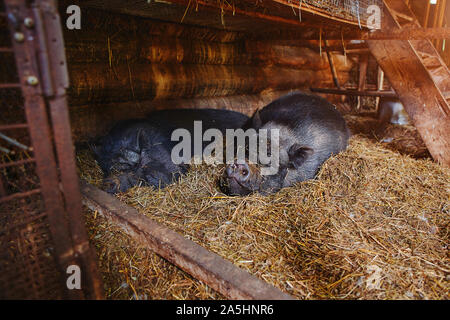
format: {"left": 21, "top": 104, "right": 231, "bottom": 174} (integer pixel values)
{"left": 423, "top": 1, "right": 431, "bottom": 27}
{"left": 436, "top": 0, "right": 447, "bottom": 51}
{"left": 367, "top": 40, "right": 450, "bottom": 166}
{"left": 310, "top": 87, "right": 397, "bottom": 98}
{"left": 368, "top": 0, "right": 450, "bottom": 166}
{"left": 80, "top": 181, "right": 295, "bottom": 300}
{"left": 356, "top": 54, "right": 369, "bottom": 110}
{"left": 325, "top": 40, "right": 341, "bottom": 89}
{"left": 375, "top": 66, "right": 385, "bottom": 112}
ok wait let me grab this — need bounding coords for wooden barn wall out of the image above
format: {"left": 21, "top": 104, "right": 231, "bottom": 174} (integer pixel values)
{"left": 62, "top": 9, "right": 354, "bottom": 142}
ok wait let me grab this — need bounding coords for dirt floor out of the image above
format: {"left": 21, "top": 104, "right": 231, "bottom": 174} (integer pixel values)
{"left": 77, "top": 114, "right": 449, "bottom": 300}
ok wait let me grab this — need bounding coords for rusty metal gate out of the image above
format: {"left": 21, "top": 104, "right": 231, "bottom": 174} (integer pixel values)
{"left": 0, "top": 0, "right": 103, "bottom": 299}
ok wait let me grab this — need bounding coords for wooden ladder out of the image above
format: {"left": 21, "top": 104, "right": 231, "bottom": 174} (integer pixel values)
{"left": 367, "top": 0, "right": 450, "bottom": 166}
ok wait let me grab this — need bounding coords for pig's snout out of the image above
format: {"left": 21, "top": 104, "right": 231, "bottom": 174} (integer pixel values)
{"left": 226, "top": 162, "right": 250, "bottom": 182}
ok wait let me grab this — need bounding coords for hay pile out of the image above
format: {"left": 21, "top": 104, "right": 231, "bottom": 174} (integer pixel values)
{"left": 344, "top": 113, "right": 431, "bottom": 159}
{"left": 77, "top": 134, "right": 449, "bottom": 300}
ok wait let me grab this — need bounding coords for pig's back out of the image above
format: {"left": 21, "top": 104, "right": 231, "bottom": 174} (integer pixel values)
{"left": 259, "top": 92, "right": 349, "bottom": 153}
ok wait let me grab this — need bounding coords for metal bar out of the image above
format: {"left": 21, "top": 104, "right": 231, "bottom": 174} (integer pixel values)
{"left": 0, "top": 158, "right": 35, "bottom": 169}
{"left": 0, "top": 188, "right": 41, "bottom": 203}
{"left": 310, "top": 87, "right": 398, "bottom": 98}
{"left": 36, "top": 0, "right": 104, "bottom": 299}
{"left": 0, "top": 132, "right": 30, "bottom": 151}
{"left": 0, "top": 83, "right": 21, "bottom": 89}
{"left": 0, "top": 123, "right": 28, "bottom": 130}
{"left": 81, "top": 181, "right": 295, "bottom": 300}
{"left": 48, "top": 97, "right": 105, "bottom": 300}
{"left": 32, "top": 5, "right": 54, "bottom": 97}
{"left": 0, "top": 175, "right": 6, "bottom": 197}
{"left": 0, "top": 146, "right": 12, "bottom": 154}
{"left": 0, "top": 213, "right": 48, "bottom": 238}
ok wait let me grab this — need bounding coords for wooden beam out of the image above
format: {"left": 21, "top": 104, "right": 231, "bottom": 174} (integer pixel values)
{"left": 324, "top": 40, "right": 341, "bottom": 89}
{"left": 375, "top": 66, "right": 385, "bottom": 111}
{"left": 423, "top": 1, "right": 431, "bottom": 27}
{"left": 364, "top": 27, "right": 450, "bottom": 39}
{"left": 367, "top": 40, "right": 450, "bottom": 166}
{"left": 356, "top": 54, "right": 369, "bottom": 110}
{"left": 436, "top": 0, "right": 447, "bottom": 52}
{"left": 80, "top": 181, "right": 295, "bottom": 300}
{"left": 253, "top": 40, "right": 368, "bottom": 53}
{"left": 259, "top": 27, "right": 450, "bottom": 41}
{"left": 165, "top": 0, "right": 342, "bottom": 32}
{"left": 310, "top": 87, "right": 397, "bottom": 98}
{"left": 368, "top": 0, "right": 450, "bottom": 166}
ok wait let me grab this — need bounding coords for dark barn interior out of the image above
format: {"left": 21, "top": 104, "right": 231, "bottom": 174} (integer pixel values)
{"left": 0, "top": 0, "right": 449, "bottom": 300}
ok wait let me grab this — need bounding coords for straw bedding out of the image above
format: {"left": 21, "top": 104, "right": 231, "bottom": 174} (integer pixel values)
{"left": 77, "top": 129, "right": 449, "bottom": 300}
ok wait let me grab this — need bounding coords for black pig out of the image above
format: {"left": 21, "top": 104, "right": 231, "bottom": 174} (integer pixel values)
{"left": 220, "top": 92, "right": 350, "bottom": 196}
{"left": 92, "top": 109, "right": 248, "bottom": 193}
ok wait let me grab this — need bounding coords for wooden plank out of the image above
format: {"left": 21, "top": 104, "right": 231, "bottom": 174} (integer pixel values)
{"left": 356, "top": 54, "right": 369, "bottom": 110}
{"left": 384, "top": 0, "right": 450, "bottom": 96}
{"left": 367, "top": 0, "right": 450, "bottom": 166}
{"left": 375, "top": 66, "right": 385, "bottom": 111}
{"left": 359, "top": 27, "right": 450, "bottom": 39}
{"left": 310, "top": 87, "right": 397, "bottom": 98}
{"left": 67, "top": 63, "right": 313, "bottom": 106}
{"left": 262, "top": 27, "right": 450, "bottom": 41}
{"left": 325, "top": 40, "right": 341, "bottom": 89}
{"left": 423, "top": 1, "right": 431, "bottom": 27}
{"left": 367, "top": 38, "right": 450, "bottom": 166}
{"left": 80, "top": 181, "right": 295, "bottom": 300}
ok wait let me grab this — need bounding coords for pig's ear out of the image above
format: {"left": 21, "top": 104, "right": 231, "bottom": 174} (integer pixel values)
{"left": 288, "top": 143, "right": 314, "bottom": 169}
{"left": 251, "top": 109, "right": 262, "bottom": 128}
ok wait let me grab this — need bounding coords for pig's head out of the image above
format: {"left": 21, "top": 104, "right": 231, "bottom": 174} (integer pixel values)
{"left": 92, "top": 127, "right": 185, "bottom": 193}
{"left": 219, "top": 110, "right": 315, "bottom": 196}
{"left": 91, "top": 129, "right": 146, "bottom": 193}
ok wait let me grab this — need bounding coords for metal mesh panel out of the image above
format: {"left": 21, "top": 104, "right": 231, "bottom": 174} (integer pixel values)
{"left": 0, "top": 51, "right": 64, "bottom": 299}
{"left": 0, "top": 7, "right": 64, "bottom": 295}
{"left": 1, "top": 0, "right": 103, "bottom": 299}
{"left": 296, "top": 0, "right": 384, "bottom": 26}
